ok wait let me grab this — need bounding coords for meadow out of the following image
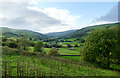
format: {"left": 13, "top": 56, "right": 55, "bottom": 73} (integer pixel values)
{"left": 2, "top": 46, "right": 120, "bottom": 76}
{"left": 2, "top": 54, "right": 120, "bottom": 76}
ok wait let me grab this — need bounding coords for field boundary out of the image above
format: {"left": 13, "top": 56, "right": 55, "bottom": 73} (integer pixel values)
{"left": 59, "top": 55, "right": 81, "bottom": 56}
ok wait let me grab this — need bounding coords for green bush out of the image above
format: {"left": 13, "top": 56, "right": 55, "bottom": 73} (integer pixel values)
{"left": 34, "top": 41, "right": 44, "bottom": 52}
{"left": 82, "top": 26, "right": 119, "bottom": 68}
{"left": 74, "top": 44, "right": 78, "bottom": 47}
{"left": 67, "top": 44, "right": 72, "bottom": 47}
{"left": 17, "top": 37, "right": 30, "bottom": 50}
{"left": 7, "top": 42, "right": 18, "bottom": 48}
{"left": 48, "top": 48, "right": 59, "bottom": 56}
{"left": 2, "top": 46, "right": 20, "bottom": 55}
{"left": 2, "top": 37, "right": 7, "bottom": 42}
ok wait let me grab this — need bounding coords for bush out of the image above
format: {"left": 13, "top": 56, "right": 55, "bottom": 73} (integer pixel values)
{"left": 34, "top": 41, "right": 44, "bottom": 52}
{"left": 2, "top": 37, "right": 7, "bottom": 42}
{"left": 29, "top": 41, "right": 34, "bottom": 47}
{"left": 67, "top": 44, "right": 72, "bottom": 47}
{"left": 17, "top": 37, "right": 30, "bottom": 50}
{"left": 79, "top": 38, "right": 85, "bottom": 43}
{"left": 2, "top": 42, "right": 6, "bottom": 46}
{"left": 48, "top": 48, "right": 59, "bottom": 56}
{"left": 80, "top": 44, "right": 83, "bottom": 47}
{"left": 74, "top": 44, "right": 78, "bottom": 47}
{"left": 7, "top": 42, "right": 18, "bottom": 48}
{"left": 82, "top": 26, "right": 119, "bottom": 68}
{"left": 2, "top": 46, "right": 20, "bottom": 55}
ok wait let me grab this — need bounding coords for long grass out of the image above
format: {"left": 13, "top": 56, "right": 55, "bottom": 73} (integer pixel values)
{"left": 2, "top": 55, "right": 120, "bottom": 76}
{"left": 2, "top": 47, "right": 120, "bottom": 76}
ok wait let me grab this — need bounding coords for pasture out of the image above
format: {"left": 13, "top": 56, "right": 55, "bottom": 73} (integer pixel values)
{"left": 2, "top": 54, "right": 120, "bottom": 76}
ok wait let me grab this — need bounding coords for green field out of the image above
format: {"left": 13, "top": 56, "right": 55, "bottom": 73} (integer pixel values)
{"left": 45, "top": 47, "right": 82, "bottom": 55}
{"left": 29, "top": 47, "right": 82, "bottom": 55}
{"left": 2, "top": 54, "right": 120, "bottom": 76}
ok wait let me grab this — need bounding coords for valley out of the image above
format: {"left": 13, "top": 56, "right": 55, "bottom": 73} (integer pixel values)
{"left": 1, "top": 23, "right": 120, "bottom": 76}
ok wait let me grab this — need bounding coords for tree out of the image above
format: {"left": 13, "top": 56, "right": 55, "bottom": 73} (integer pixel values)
{"left": 18, "top": 37, "right": 30, "bottom": 50}
{"left": 48, "top": 48, "right": 59, "bottom": 56}
{"left": 79, "top": 38, "right": 85, "bottom": 43}
{"left": 29, "top": 41, "right": 34, "bottom": 47}
{"left": 34, "top": 41, "right": 44, "bottom": 53}
{"left": 29, "top": 37, "right": 32, "bottom": 41}
{"left": 2, "top": 37, "right": 7, "bottom": 42}
{"left": 82, "top": 26, "right": 119, "bottom": 68}
{"left": 74, "top": 44, "right": 78, "bottom": 47}
{"left": 67, "top": 44, "right": 72, "bottom": 47}
{"left": 7, "top": 42, "right": 18, "bottom": 48}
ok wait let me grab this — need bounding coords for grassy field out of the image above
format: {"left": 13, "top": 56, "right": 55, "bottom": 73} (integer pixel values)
{"left": 2, "top": 54, "right": 120, "bottom": 76}
{"left": 2, "top": 44, "right": 120, "bottom": 76}
{"left": 59, "top": 56, "right": 81, "bottom": 62}
{"left": 44, "top": 47, "right": 82, "bottom": 55}
{"left": 29, "top": 46, "right": 82, "bottom": 55}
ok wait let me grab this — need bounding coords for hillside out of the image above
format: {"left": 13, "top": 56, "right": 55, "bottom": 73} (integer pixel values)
{"left": 46, "top": 29, "right": 77, "bottom": 38}
{"left": 1, "top": 27, "right": 48, "bottom": 40}
{"left": 65, "top": 23, "right": 118, "bottom": 38}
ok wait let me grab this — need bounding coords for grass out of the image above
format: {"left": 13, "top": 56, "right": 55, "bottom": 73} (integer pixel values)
{"left": 2, "top": 46, "right": 120, "bottom": 76}
{"left": 44, "top": 47, "right": 82, "bottom": 55}
{"left": 2, "top": 54, "right": 120, "bottom": 76}
{"left": 58, "top": 48, "right": 80, "bottom": 55}
{"left": 59, "top": 56, "right": 81, "bottom": 62}
{"left": 57, "top": 42, "right": 83, "bottom": 47}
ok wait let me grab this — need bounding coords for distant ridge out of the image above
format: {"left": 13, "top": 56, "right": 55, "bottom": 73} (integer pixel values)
{"left": 0, "top": 27, "right": 48, "bottom": 40}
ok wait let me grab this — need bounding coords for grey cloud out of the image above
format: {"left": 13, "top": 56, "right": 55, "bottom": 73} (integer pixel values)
{"left": 0, "top": 2, "right": 64, "bottom": 31}
{"left": 93, "top": 3, "right": 118, "bottom": 23}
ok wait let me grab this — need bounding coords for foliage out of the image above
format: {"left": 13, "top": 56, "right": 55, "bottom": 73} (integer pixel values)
{"left": 67, "top": 44, "right": 72, "bottom": 47}
{"left": 29, "top": 41, "right": 34, "bottom": 47}
{"left": 80, "top": 44, "right": 84, "bottom": 47}
{"left": 34, "top": 41, "right": 44, "bottom": 52}
{"left": 74, "top": 44, "right": 79, "bottom": 47}
{"left": 2, "top": 37, "right": 7, "bottom": 42}
{"left": 17, "top": 37, "right": 30, "bottom": 50}
{"left": 82, "top": 26, "right": 119, "bottom": 68}
{"left": 48, "top": 48, "right": 59, "bottom": 56}
{"left": 7, "top": 42, "right": 18, "bottom": 48}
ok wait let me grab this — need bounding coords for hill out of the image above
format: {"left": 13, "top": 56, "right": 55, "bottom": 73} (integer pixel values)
{"left": 65, "top": 23, "right": 118, "bottom": 39}
{"left": 45, "top": 29, "right": 77, "bottom": 38}
{"left": 1, "top": 27, "right": 48, "bottom": 40}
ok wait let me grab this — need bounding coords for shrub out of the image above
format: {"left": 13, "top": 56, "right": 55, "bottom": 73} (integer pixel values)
{"left": 2, "top": 42, "right": 6, "bottom": 46}
{"left": 7, "top": 42, "right": 18, "bottom": 48}
{"left": 67, "top": 44, "right": 72, "bottom": 47}
{"left": 82, "top": 26, "right": 119, "bottom": 68}
{"left": 48, "top": 48, "right": 59, "bottom": 56}
{"left": 29, "top": 41, "right": 34, "bottom": 47}
{"left": 34, "top": 41, "right": 44, "bottom": 52}
{"left": 74, "top": 44, "right": 78, "bottom": 47}
{"left": 80, "top": 44, "right": 83, "bottom": 47}
{"left": 2, "top": 46, "right": 20, "bottom": 55}
{"left": 2, "top": 37, "right": 7, "bottom": 42}
{"left": 17, "top": 37, "right": 30, "bottom": 50}
{"left": 79, "top": 38, "right": 85, "bottom": 43}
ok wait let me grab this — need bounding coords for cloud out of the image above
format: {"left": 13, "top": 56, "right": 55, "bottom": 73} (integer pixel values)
{"left": 0, "top": 2, "right": 63, "bottom": 28}
{"left": 88, "top": 3, "right": 118, "bottom": 26}
{"left": 34, "top": 7, "right": 81, "bottom": 26}
{"left": 0, "top": 1, "right": 81, "bottom": 33}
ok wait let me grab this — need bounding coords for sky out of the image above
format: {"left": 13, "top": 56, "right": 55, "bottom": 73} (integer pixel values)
{"left": 0, "top": 1, "right": 118, "bottom": 33}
